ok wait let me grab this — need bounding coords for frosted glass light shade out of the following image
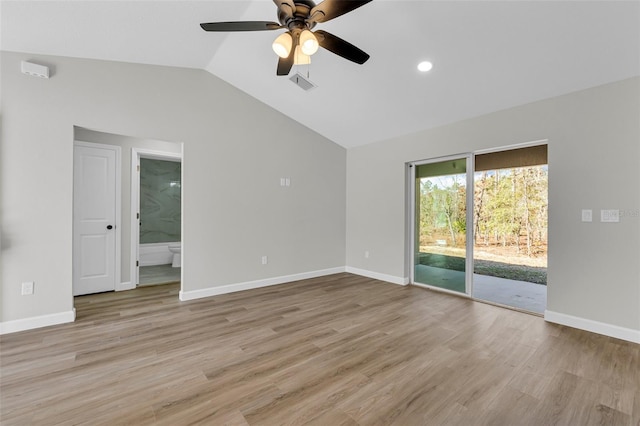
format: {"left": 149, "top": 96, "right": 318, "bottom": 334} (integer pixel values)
{"left": 272, "top": 32, "right": 293, "bottom": 58}
{"left": 299, "top": 30, "right": 319, "bottom": 56}
{"left": 293, "top": 46, "right": 311, "bottom": 65}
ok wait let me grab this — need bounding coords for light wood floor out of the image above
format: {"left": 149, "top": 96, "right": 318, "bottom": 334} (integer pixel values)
{"left": 1, "top": 273, "right": 638, "bottom": 425}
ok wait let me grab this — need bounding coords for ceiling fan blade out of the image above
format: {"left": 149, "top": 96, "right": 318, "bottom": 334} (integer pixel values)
{"left": 200, "top": 21, "right": 283, "bottom": 32}
{"left": 277, "top": 54, "right": 295, "bottom": 76}
{"left": 277, "top": 33, "right": 297, "bottom": 76}
{"left": 315, "top": 30, "right": 370, "bottom": 64}
{"left": 308, "top": 0, "right": 372, "bottom": 24}
{"left": 273, "top": 0, "right": 296, "bottom": 21}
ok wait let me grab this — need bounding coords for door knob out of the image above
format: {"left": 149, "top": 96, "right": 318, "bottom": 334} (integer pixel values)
{"left": 106, "top": 225, "right": 113, "bottom": 230}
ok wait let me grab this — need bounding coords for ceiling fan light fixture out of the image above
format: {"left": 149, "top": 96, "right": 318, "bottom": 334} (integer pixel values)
{"left": 299, "top": 29, "right": 319, "bottom": 56}
{"left": 201, "top": 0, "right": 373, "bottom": 76}
{"left": 293, "top": 46, "right": 311, "bottom": 65}
{"left": 272, "top": 32, "right": 293, "bottom": 58}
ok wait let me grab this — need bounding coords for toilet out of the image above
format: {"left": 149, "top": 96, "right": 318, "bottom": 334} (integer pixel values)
{"left": 168, "top": 243, "right": 181, "bottom": 268}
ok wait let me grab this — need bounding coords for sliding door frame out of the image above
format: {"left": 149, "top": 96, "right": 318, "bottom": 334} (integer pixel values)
{"left": 409, "top": 153, "right": 475, "bottom": 297}
{"left": 408, "top": 139, "right": 549, "bottom": 305}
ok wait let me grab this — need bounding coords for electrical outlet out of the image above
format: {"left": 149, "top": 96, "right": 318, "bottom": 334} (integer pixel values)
{"left": 581, "top": 209, "right": 592, "bottom": 222}
{"left": 365, "top": 251, "right": 370, "bottom": 258}
{"left": 21, "top": 281, "right": 34, "bottom": 295}
{"left": 262, "top": 256, "right": 268, "bottom": 265}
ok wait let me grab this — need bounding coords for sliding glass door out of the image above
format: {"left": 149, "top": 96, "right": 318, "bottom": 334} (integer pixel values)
{"left": 410, "top": 145, "right": 547, "bottom": 314}
{"left": 412, "top": 156, "right": 473, "bottom": 294}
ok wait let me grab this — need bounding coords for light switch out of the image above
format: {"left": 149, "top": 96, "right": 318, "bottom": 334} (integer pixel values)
{"left": 581, "top": 209, "right": 592, "bottom": 222}
{"left": 601, "top": 209, "right": 620, "bottom": 223}
{"left": 280, "top": 177, "right": 291, "bottom": 187}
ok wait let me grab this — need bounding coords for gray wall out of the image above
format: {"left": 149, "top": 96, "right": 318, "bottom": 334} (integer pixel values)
{"left": 139, "top": 158, "right": 181, "bottom": 244}
{"left": 2, "top": 49, "right": 637, "bottom": 337}
{"left": 346, "top": 77, "right": 640, "bottom": 332}
{"left": 1, "top": 52, "right": 346, "bottom": 322}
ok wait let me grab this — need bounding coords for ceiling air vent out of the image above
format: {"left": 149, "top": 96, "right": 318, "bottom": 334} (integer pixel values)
{"left": 289, "top": 72, "right": 317, "bottom": 91}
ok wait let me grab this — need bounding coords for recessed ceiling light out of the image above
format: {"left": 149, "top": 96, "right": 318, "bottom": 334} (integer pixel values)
{"left": 417, "top": 61, "right": 433, "bottom": 72}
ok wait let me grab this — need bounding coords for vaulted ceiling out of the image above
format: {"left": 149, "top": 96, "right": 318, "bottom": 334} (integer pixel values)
{"left": 2, "top": 1, "right": 639, "bottom": 148}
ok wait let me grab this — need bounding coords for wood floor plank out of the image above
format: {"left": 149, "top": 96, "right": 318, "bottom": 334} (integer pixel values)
{"left": 1, "top": 273, "right": 638, "bottom": 425}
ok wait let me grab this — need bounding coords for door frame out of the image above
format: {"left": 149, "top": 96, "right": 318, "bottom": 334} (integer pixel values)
{"left": 408, "top": 153, "right": 474, "bottom": 297}
{"left": 73, "top": 140, "right": 122, "bottom": 295}
{"left": 130, "top": 147, "right": 183, "bottom": 287}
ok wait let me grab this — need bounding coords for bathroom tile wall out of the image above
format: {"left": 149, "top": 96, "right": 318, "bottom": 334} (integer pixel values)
{"left": 140, "top": 158, "right": 181, "bottom": 244}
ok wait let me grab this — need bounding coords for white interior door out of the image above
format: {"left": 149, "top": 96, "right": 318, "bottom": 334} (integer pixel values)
{"left": 73, "top": 143, "right": 119, "bottom": 296}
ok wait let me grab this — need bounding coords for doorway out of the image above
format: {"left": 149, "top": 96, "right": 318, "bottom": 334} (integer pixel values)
{"left": 472, "top": 145, "right": 548, "bottom": 313}
{"left": 131, "top": 148, "right": 182, "bottom": 287}
{"left": 73, "top": 128, "right": 183, "bottom": 298}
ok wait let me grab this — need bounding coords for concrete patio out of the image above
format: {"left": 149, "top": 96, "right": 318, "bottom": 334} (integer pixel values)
{"left": 415, "top": 264, "right": 547, "bottom": 314}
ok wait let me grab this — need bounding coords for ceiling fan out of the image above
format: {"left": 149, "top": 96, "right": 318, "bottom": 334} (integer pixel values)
{"left": 200, "top": 0, "right": 372, "bottom": 76}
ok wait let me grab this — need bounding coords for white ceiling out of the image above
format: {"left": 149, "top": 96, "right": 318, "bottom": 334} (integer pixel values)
{"left": 2, "top": 1, "right": 639, "bottom": 148}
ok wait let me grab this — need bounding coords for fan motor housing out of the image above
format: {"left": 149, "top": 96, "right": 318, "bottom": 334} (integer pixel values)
{"left": 279, "top": 0, "right": 317, "bottom": 29}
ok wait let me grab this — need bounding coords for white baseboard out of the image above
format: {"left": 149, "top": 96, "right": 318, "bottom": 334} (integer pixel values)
{"left": 545, "top": 310, "right": 640, "bottom": 344}
{"left": 179, "top": 267, "right": 346, "bottom": 301}
{"left": 0, "top": 308, "right": 76, "bottom": 335}
{"left": 345, "top": 266, "right": 409, "bottom": 286}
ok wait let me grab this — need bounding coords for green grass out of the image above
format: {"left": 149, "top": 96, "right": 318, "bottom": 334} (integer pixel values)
{"left": 418, "top": 253, "right": 547, "bottom": 285}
